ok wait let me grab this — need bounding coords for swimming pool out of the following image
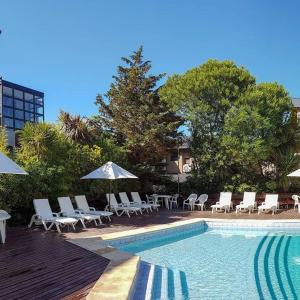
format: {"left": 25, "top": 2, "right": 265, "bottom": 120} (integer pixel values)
{"left": 110, "top": 222, "right": 300, "bottom": 300}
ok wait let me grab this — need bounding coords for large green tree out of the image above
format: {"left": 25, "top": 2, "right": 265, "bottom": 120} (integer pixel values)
{"left": 160, "top": 59, "right": 299, "bottom": 192}
{"left": 95, "top": 46, "right": 182, "bottom": 167}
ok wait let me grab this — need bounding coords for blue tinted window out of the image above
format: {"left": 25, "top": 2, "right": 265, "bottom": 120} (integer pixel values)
{"left": 15, "top": 120, "right": 24, "bottom": 129}
{"left": 3, "top": 117, "right": 13, "bottom": 128}
{"left": 3, "top": 96, "right": 13, "bottom": 107}
{"left": 14, "top": 99, "right": 23, "bottom": 110}
{"left": 3, "top": 107, "right": 13, "bottom": 117}
{"left": 25, "top": 112, "right": 34, "bottom": 121}
{"left": 15, "top": 110, "right": 24, "bottom": 119}
{"left": 25, "top": 102, "right": 34, "bottom": 112}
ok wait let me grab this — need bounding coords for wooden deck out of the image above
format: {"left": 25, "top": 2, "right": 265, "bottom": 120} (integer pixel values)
{"left": 0, "top": 227, "right": 110, "bottom": 300}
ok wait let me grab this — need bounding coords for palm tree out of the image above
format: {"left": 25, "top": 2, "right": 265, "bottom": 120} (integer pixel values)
{"left": 58, "top": 111, "right": 94, "bottom": 145}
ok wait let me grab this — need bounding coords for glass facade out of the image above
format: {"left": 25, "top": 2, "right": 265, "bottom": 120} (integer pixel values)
{"left": 0, "top": 79, "right": 44, "bottom": 130}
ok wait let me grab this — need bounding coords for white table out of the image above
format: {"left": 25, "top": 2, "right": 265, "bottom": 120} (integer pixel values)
{"left": 0, "top": 211, "right": 11, "bottom": 244}
{"left": 152, "top": 195, "right": 172, "bottom": 210}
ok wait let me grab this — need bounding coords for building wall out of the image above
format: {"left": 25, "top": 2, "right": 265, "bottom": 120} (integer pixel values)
{"left": 166, "top": 148, "right": 191, "bottom": 174}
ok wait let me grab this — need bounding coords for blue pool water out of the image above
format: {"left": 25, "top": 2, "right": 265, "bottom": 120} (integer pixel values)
{"left": 113, "top": 224, "right": 300, "bottom": 300}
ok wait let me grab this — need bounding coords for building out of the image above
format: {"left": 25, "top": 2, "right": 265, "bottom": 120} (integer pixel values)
{"left": 165, "top": 142, "right": 191, "bottom": 174}
{"left": 0, "top": 79, "right": 44, "bottom": 145}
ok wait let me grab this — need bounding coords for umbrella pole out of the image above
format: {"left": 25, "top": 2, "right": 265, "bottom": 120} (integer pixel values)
{"left": 109, "top": 180, "right": 111, "bottom": 210}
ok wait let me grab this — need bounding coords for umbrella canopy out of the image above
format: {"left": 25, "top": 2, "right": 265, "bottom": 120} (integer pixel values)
{"left": 81, "top": 161, "right": 137, "bottom": 180}
{"left": 287, "top": 169, "right": 300, "bottom": 177}
{"left": 0, "top": 152, "right": 27, "bottom": 175}
{"left": 81, "top": 161, "right": 138, "bottom": 209}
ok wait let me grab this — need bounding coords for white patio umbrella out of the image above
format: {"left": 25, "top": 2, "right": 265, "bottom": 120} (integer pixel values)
{"left": 81, "top": 161, "right": 138, "bottom": 208}
{"left": 287, "top": 169, "right": 300, "bottom": 177}
{"left": 0, "top": 151, "right": 27, "bottom": 243}
{"left": 0, "top": 151, "right": 27, "bottom": 175}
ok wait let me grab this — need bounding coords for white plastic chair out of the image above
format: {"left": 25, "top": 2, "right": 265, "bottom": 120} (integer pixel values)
{"left": 211, "top": 192, "right": 232, "bottom": 213}
{"left": 146, "top": 194, "right": 160, "bottom": 210}
{"left": 258, "top": 194, "right": 278, "bottom": 215}
{"left": 183, "top": 194, "right": 198, "bottom": 210}
{"left": 58, "top": 196, "right": 101, "bottom": 228}
{"left": 28, "top": 199, "right": 78, "bottom": 233}
{"left": 236, "top": 192, "right": 256, "bottom": 214}
{"left": 74, "top": 195, "right": 113, "bottom": 221}
{"left": 292, "top": 195, "right": 300, "bottom": 211}
{"left": 193, "top": 194, "right": 208, "bottom": 211}
{"left": 169, "top": 194, "right": 179, "bottom": 209}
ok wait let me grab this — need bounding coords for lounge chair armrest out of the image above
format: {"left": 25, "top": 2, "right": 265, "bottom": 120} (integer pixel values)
{"left": 89, "top": 207, "right": 96, "bottom": 211}
{"left": 52, "top": 212, "right": 60, "bottom": 217}
{"left": 74, "top": 209, "right": 84, "bottom": 215}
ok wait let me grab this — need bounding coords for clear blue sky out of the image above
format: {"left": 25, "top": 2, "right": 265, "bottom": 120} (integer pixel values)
{"left": 0, "top": 0, "right": 300, "bottom": 122}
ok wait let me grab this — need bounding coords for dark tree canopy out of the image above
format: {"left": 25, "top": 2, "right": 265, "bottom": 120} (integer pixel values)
{"left": 95, "top": 46, "right": 182, "bottom": 166}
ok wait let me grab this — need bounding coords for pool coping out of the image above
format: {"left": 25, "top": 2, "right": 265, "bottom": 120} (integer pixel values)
{"left": 101, "top": 217, "right": 300, "bottom": 241}
{"left": 68, "top": 217, "right": 300, "bottom": 300}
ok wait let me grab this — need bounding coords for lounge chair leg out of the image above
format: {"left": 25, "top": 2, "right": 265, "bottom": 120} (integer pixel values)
{"left": 108, "top": 216, "right": 111, "bottom": 221}
{"left": 42, "top": 221, "right": 49, "bottom": 231}
{"left": 71, "top": 223, "right": 76, "bottom": 231}
{"left": 55, "top": 223, "right": 62, "bottom": 234}
{"left": 28, "top": 214, "right": 37, "bottom": 228}
{"left": 80, "top": 219, "right": 86, "bottom": 228}
{"left": 126, "top": 211, "right": 131, "bottom": 218}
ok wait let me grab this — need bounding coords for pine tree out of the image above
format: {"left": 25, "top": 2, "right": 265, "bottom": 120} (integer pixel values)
{"left": 95, "top": 46, "right": 182, "bottom": 166}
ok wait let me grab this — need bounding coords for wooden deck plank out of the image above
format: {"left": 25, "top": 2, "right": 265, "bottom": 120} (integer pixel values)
{"left": 0, "top": 228, "right": 110, "bottom": 300}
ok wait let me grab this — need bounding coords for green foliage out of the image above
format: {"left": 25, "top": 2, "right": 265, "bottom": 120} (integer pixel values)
{"left": 160, "top": 60, "right": 299, "bottom": 192}
{"left": 0, "top": 123, "right": 126, "bottom": 223}
{"left": 95, "top": 46, "right": 182, "bottom": 167}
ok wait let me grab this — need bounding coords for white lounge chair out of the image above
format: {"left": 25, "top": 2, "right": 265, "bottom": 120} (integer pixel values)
{"left": 75, "top": 195, "right": 113, "bottom": 221}
{"left": 105, "top": 193, "right": 141, "bottom": 217}
{"left": 58, "top": 196, "right": 102, "bottom": 228}
{"left": 131, "top": 192, "right": 157, "bottom": 211}
{"left": 119, "top": 192, "right": 144, "bottom": 213}
{"left": 28, "top": 199, "right": 78, "bottom": 233}
{"left": 292, "top": 195, "right": 300, "bottom": 211}
{"left": 211, "top": 192, "right": 232, "bottom": 213}
{"left": 258, "top": 194, "right": 278, "bottom": 215}
{"left": 236, "top": 192, "right": 256, "bottom": 214}
{"left": 193, "top": 194, "right": 208, "bottom": 211}
{"left": 182, "top": 194, "right": 198, "bottom": 210}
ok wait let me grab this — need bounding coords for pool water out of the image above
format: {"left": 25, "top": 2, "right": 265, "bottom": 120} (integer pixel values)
{"left": 115, "top": 225, "right": 300, "bottom": 300}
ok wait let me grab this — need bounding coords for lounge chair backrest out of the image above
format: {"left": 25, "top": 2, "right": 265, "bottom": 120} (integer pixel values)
{"left": 243, "top": 192, "right": 256, "bottom": 206}
{"left": 33, "top": 199, "right": 53, "bottom": 219}
{"left": 198, "top": 194, "right": 208, "bottom": 204}
{"left": 131, "top": 192, "right": 141, "bottom": 204}
{"left": 106, "top": 193, "right": 118, "bottom": 207}
{"left": 188, "top": 193, "right": 197, "bottom": 203}
{"left": 219, "top": 192, "right": 232, "bottom": 206}
{"left": 58, "top": 197, "right": 75, "bottom": 214}
{"left": 265, "top": 194, "right": 278, "bottom": 207}
{"left": 75, "top": 195, "right": 90, "bottom": 211}
{"left": 292, "top": 195, "right": 300, "bottom": 204}
{"left": 119, "top": 192, "right": 130, "bottom": 205}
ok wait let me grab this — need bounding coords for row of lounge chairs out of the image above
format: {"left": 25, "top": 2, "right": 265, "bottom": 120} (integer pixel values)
{"left": 28, "top": 192, "right": 159, "bottom": 233}
{"left": 104, "top": 192, "right": 160, "bottom": 217}
{"left": 183, "top": 192, "right": 279, "bottom": 215}
{"left": 28, "top": 195, "right": 113, "bottom": 233}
